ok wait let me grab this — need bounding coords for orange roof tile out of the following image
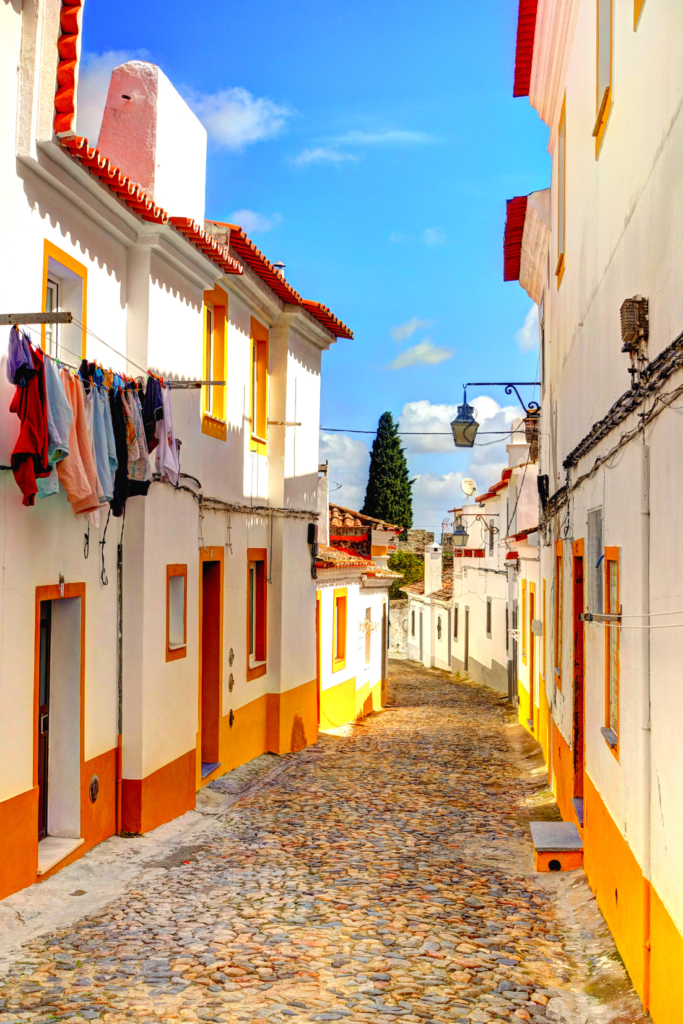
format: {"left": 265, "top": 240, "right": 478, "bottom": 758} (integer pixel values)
{"left": 328, "top": 504, "right": 403, "bottom": 532}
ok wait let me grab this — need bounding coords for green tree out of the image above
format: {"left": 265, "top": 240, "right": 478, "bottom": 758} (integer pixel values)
{"left": 361, "top": 411, "right": 414, "bottom": 529}
{"left": 387, "top": 549, "right": 423, "bottom": 600}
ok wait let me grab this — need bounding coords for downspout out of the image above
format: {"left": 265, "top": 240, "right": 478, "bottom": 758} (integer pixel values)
{"left": 641, "top": 439, "right": 652, "bottom": 1008}
{"left": 115, "top": 510, "right": 125, "bottom": 836}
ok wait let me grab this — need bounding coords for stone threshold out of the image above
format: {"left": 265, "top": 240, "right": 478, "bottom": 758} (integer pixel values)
{"left": 37, "top": 837, "right": 84, "bottom": 876}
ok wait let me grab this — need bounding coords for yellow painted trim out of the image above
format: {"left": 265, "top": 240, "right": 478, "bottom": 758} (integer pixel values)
{"left": 202, "top": 287, "right": 228, "bottom": 439}
{"left": 594, "top": 0, "right": 613, "bottom": 157}
{"left": 332, "top": 587, "right": 348, "bottom": 673}
{"left": 42, "top": 240, "right": 87, "bottom": 356}
{"left": 521, "top": 578, "right": 527, "bottom": 665}
{"left": 249, "top": 317, "right": 269, "bottom": 456}
{"left": 634, "top": 0, "right": 645, "bottom": 29}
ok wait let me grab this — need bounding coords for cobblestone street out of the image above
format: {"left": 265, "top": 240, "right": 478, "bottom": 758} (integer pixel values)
{"left": 0, "top": 663, "right": 648, "bottom": 1024}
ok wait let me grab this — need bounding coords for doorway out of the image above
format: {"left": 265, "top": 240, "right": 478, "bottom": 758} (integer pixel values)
{"left": 200, "top": 559, "right": 222, "bottom": 777}
{"left": 316, "top": 594, "right": 321, "bottom": 725}
{"left": 573, "top": 545, "right": 586, "bottom": 815}
{"left": 381, "top": 602, "right": 388, "bottom": 703}
{"left": 528, "top": 587, "right": 535, "bottom": 730}
{"left": 510, "top": 600, "right": 519, "bottom": 705}
{"left": 37, "top": 595, "right": 82, "bottom": 842}
{"left": 464, "top": 607, "right": 470, "bottom": 674}
{"left": 419, "top": 611, "right": 423, "bottom": 663}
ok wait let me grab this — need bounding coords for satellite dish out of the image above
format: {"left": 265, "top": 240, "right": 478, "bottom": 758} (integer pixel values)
{"left": 461, "top": 478, "right": 477, "bottom": 497}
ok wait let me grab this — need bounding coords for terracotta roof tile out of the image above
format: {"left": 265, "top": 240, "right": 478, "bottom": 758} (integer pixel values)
{"left": 513, "top": 0, "right": 539, "bottom": 98}
{"left": 504, "top": 195, "right": 528, "bottom": 282}
{"left": 328, "top": 503, "right": 402, "bottom": 532}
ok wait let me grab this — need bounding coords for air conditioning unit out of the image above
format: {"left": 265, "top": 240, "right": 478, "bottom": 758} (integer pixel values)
{"left": 620, "top": 295, "right": 648, "bottom": 354}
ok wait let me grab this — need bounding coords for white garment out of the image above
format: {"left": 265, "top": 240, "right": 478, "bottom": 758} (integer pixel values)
{"left": 155, "top": 385, "right": 179, "bottom": 486}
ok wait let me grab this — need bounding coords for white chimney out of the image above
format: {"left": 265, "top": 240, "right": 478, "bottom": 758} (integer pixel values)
{"left": 424, "top": 543, "right": 443, "bottom": 596}
{"left": 97, "top": 61, "right": 207, "bottom": 224}
{"left": 317, "top": 462, "right": 330, "bottom": 546}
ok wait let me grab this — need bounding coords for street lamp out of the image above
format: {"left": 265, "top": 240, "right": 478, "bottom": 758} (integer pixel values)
{"left": 450, "top": 390, "right": 480, "bottom": 448}
{"left": 451, "top": 519, "right": 469, "bottom": 548}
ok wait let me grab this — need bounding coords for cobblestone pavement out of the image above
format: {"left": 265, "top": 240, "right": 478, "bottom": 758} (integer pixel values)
{"left": 0, "top": 662, "right": 649, "bottom": 1024}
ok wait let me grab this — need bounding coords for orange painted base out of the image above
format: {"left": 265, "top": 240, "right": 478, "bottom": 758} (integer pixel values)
{"left": 0, "top": 786, "right": 39, "bottom": 899}
{"left": 550, "top": 721, "right": 581, "bottom": 830}
{"left": 534, "top": 849, "right": 583, "bottom": 872}
{"left": 122, "top": 747, "right": 196, "bottom": 834}
{"left": 650, "top": 885, "right": 683, "bottom": 1024}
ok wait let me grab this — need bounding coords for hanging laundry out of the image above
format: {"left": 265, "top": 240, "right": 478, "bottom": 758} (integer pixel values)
{"left": 99, "top": 385, "right": 119, "bottom": 498}
{"left": 123, "top": 389, "right": 152, "bottom": 495}
{"left": 61, "top": 372, "right": 101, "bottom": 516}
{"left": 56, "top": 368, "right": 96, "bottom": 509}
{"left": 9, "top": 344, "right": 50, "bottom": 505}
{"left": 6, "top": 327, "right": 37, "bottom": 388}
{"left": 142, "top": 374, "right": 164, "bottom": 452}
{"left": 36, "top": 355, "right": 73, "bottom": 499}
{"left": 88, "top": 385, "right": 115, "bottom": 504}
{"left": 109, "top": 387, "right": 130, "bottom": 518}
{"left": 155, "top": 384, "right": 179, "bottom": 486}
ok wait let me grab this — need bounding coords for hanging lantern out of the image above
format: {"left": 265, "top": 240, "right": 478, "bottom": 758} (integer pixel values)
{"left": 450, "top": 392, "right": 480, "bottom": 448}
{"left": 452, "top": 520, "right": 469, "bottom": 548}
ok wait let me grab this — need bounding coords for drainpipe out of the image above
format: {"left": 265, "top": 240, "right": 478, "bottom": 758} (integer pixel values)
{"left": 115, "top": 515, "right": 124, "bottom": 836}
{"left": 641, "top": 439, "right": 652, "bottom": 1008}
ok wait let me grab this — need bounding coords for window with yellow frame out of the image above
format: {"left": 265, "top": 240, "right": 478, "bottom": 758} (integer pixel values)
{"left": 250, "top": 317, "right": 269, "bottom": 455}
{"left": 202, "top": 287, "right": 227, "bottom": 440}
{"left": 593, "top": 0, "right": 613, "bottom": 154}
{"left": 332, "top": 588, "right": 347, "bottom": 672}
{"left": 556, "top": 96, "right": 566, "bottom": 286}
{"left": 521, "top": 578, "right": 527, "bottom": 665}
{"left": 42, "top": 240, "right": 87, "bottom": 359}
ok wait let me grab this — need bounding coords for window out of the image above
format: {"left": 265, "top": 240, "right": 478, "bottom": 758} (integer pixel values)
{"left": 594, "top": 0, "right": 613, "bottom": 152}
{"left": 587, "top": 508, "right": 604, "bottom": 613}
{"left": 521, "top": 579, "right": 527, "bottom": 664}
{"left": 540, "top": 293, "right": 546, "bottom": 391}
{"left": 604, "top": 548, "right": 620, "bottom": 749}
{"left": 556, "top": 97, "right": 566, "bottom": 285}
{"left": 365, "top": 607, "right": 372, "bottom": 666}
{"left": 333, "top": 588, "right": 347, "bottom": 671}
{"left": 554, "top": 545, "right": 564, "bottom": 689}
{"left": 453, "top": 604, "right": 459, "bottom": 641}
{"left": 202, "top": 287, "right": 227, "bottom": 439}
{"left": 166, "top": 564, "right": 187, "bottom": 661}
{"left": 437, "top": 615, "right": 442, "bottom": 641}
{"left": 42, "top": 240, "right": 87, "bottom": 359}
{"left": 411, "top": 609, "right": 415, "bottom": 637}
{"left": 488, "top": 520, "right": 494, "bottom": 555}
{"left": 250, "top": 317, "right": 269, "bottom": 454}
{"left": 486, "top": 598, "right": 492, "bottom": 639}
{"left": 247, "top": 548, "right": 267, "bottom": 680}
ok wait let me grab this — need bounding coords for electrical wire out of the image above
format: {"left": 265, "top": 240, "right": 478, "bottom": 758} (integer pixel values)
{"left": 321, "top": 426, "right": 526, "bottom": 436}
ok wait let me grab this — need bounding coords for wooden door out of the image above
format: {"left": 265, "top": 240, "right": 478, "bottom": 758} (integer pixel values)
{"left": 464, "top": 608, "right": 470, "bottom": 673}
{"left": 573, "top": 552, "right": 586, "bottom": 799}
{"left": 200, "top": 561, "right": 221, "bottom": 769}
{"left": 37, "top": 601, "right": 52, "bottom": 839}
{"left": 381, "top": 603, "right": 388, "bottom": 703}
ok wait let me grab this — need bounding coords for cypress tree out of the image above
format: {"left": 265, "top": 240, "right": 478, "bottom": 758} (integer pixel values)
{"left": 360, "top": 411, "right": 414, "bottom": 529}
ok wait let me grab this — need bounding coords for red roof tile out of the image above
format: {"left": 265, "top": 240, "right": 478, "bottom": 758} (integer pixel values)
{"left": 513, "top": 0, "right": 539, "bottom": 98}
{"left": 504, "top": 195, "right": 528, "bottom": 282}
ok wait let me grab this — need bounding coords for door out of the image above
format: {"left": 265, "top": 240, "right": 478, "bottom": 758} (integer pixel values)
{"left": 316, "top": 594, "right": 321, "bottom": 725}
{"left": 37, "top": 601, "right": 52, "bottom": 839}
{"left": 447, "top": 609, "right": 452, "bottom": 670}
{"left": 464, "top": 607, "right": 470, "bottom": 673}
{"left": 200, "top": 560, "right": 222, "bottom": 774}
{"left": 419, "top": 612, "right": 423, "bottom": 663}
{"left": 528, "top": 589, "right": 535, "bottom": 729}
{"left": 381, "top": 602, "right": 388, "bottom": 703}
{"left": 510, "top": 600, "right": 519, "bottom": 705}
{"left": 573, "top": 550, "right": 586, "bottom": 801}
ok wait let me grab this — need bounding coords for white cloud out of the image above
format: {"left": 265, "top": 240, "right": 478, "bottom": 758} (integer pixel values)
{"left": 76, "top": 49, "right": 151, "bottom": 143}
{"left": 388, "top": 340, "right": 453, "bottom": 370}
{"left": 230, "top": 209, "right": 282, "bottom": 234}
{"left": 423, "top": 227, "right": 447, "bottom": 246}
{"left": 187, "top": 87, "right": 294, "bottom": 151}
{"left": 390, "top": 317, "right": 434, "bottom": 342}
{"left": 412, "top": 472, "right": 465, "bottom": 531}
{"left": 398, "top": 397, "right": 521, "bottom": 456}
{"left": 331, "top": 129, "right": 436, "bottom": 146}
{"left": 289, "top": 147, "right": 358, "bottom": 167}
{"left": 319, "top": 432, "right": 370, "bottom": 510}
{"left": 516, "top": 304, "right": 539, "bottom": 352}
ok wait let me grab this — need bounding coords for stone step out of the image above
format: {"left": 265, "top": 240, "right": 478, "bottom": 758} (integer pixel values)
{"left": 530, "top": 821, "right": 583, "bottom": 872}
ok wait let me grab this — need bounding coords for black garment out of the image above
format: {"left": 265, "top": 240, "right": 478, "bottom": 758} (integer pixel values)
{"left": 142, "top": 376, "right": 164, "bottom": 453}
{"left": 109, "top": 388, "right": 130, "bottom": 517}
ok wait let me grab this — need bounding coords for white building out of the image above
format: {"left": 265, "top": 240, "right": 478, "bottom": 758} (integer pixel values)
{"left": 506, "top": 0, "right": 683, "bottom": 1018}
{"left": 0, "top": 0, "right": 352, "bottom": 898}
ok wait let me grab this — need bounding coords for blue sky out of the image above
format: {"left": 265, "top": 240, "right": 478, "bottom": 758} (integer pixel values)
{"left": 78, "top": 0, "right": 550, "bottom": 533}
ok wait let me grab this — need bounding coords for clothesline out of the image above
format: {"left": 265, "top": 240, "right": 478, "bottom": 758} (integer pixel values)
{"left": 72, "top": 316, "right": 149, "bottom": 378}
